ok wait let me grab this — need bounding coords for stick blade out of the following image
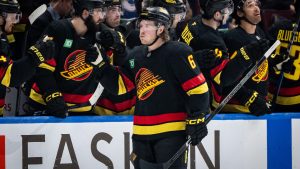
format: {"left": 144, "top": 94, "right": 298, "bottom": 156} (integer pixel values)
{"left": 139, "top": 159, "right": 164, "bottom": 169}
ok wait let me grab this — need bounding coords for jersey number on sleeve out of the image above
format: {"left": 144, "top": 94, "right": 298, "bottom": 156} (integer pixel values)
{"left": 188, "top": 55, "right": 196, "bottom": 69}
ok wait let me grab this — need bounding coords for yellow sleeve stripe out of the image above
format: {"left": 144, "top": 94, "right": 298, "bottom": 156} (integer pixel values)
{"left": 186, "top": 82, "right": 209, "bottom": 96}
{"left": 1, "top": 64, "right": 12, "bottom": 87}
{"left": 118, "top": 75, "right": 127, "bottom": 95}
{"left": 133, "top": 121, "right": 186, "bottom": 135}
{"left": 39, "top": 63, "right": 55, "bottom": 72}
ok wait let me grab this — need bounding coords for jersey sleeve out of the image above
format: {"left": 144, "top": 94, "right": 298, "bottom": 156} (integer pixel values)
{"left": 167, "top": 44, "right": 210, "bottom": 114}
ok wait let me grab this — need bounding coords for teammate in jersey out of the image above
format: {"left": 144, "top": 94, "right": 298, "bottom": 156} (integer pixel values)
{"left": 87, "top": 7, "right": 210, "bottom": 169}
{"left": 267, "top": 0, "right": 300, "bottom": 112}
{"left": 180, "top": 0, "right": 269, "bottom": 114}
{"left": 25, "top": 0, "right": 107, "bottom": 118}
{"left": 0, "top": 0, "right": 55, "bottom": 116}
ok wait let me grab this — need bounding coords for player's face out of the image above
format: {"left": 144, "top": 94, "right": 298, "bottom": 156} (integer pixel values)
{"left": 91, "top": 8, "right": 106, "bottom": 24}
{"left": 139, "top": 20, "right": 158, "bottom": 45}
{"left": 105, "top": 5, "right": 121, "bottom": 28}
{"left": 4, "top": 12, "right": 21, "bottom": 33}
{"left": 242, "top": 0, "right": 261, "bottom": 24}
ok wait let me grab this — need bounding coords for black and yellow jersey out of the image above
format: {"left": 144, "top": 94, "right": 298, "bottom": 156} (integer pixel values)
{"left": 27, "top": 19, "right": 101, "bottom": 114}
{"left": 267, "top": 19, "right": 300, "bottom": 112}
{"left": 222, "top": 26, "right": 269, "bottom": 113}
{"left": 98, "top": 41, "right": 210, "bottom": 140}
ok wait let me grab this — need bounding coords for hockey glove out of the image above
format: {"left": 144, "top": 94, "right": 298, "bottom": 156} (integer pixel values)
{"left": 85, "top": 44, "right": 109, "bottom": 67}
{"left": 186, "top": 113, "right": 208, "bottom": 146}
{"left": 240, "top": 39, "right": 270, "bottom": 63}
{"left": 194, "top": 49, "right": 217, "bottom": 69}
{"left": 237, "top": 87, "right": 271, "bottom": 116}
{"left": 44, "top": 91, "right": 68, "bottom": 118}
{"left": 27, "top": 35, "right": 55, "bottom": 66}
{"left": 96, "top": 30, "right": 126, "bottom": 54}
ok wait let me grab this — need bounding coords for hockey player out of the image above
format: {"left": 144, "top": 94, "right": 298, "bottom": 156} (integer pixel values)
{"left": 0, "top": 0, "right": 55, "bottom": 116}
{"left": 87, "top": 7, "right": 210, "bottom": 168}
{"left": 153, "top": 0, "right": 187, "bottom": 40}
{"left": 180, "top": 0, "right": 270, "bottom": 114}
{"left": 104, "top": 0, "right": 121, "bottom": 29}
{"left": 93, "top": 0, "right": 136, "bottom": 116}
{"left": 222, "top": 0, "right": 272, "bottom": 115}
{"left": 267, "top": 0, "right": 300, "bottom": 112}
{"left": 24, "top": 0, "right": 107, "bottom": 118}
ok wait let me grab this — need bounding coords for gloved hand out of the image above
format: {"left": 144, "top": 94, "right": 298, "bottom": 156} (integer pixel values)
{"left": 44, "top": 91, "right": 68, "bottom": 118}
{"left": 85, "top": 44, "right": 109, "bottom": 68}
{"left": 241, "top": 39, "right": 270, "bottom": 63}
{"left": 237, "top": 87, "right": 271, "bottom": 116}
{"left": 27, "top": 35, "right": 55, "bottom": 66}
{"left": 186, "top": 113, "right": 208, "bottom": 146}
{"left": 194, "top": 49, "right": 217, "bottom": 69}
{"left": 96, "top": 30, "right": 126, "bottom": 54}
{"left": 281, "top": 58, "right": 295, "bottom": 74}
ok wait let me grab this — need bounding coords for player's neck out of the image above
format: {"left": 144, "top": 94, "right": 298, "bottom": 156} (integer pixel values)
{"left": 202, "top": 18, "right": 219, "bottom": 30}
{"left": 148, "top": 38, "right": 165, "bottom": 52}
{"left": 239, "top": 21, "right": 256, "bottom": 34}
{"left": 71, "top": 17, "right": 88, "bottom": 36}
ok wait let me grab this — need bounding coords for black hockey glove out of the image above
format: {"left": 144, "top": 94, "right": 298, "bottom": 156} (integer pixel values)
{"left": 27, "top": 35, "right": 55, "bottom": 66}
{"left": 85, "top": 44, "right": 109, "bottom": 67}
{"left": 281, "top": 58, "right": 295, "bottom": 74}
{"left": 186, "top": 113, "right": 208, "bottom": 146}
{"left": 194, "top": 49, "right": 217, "bottom": 69}
{"left": 44, "top": 91, "right": 68, "bottom": 118}
{"left": 236, "top": 87, "right": 271, "bottom": 116}
{"left": 96, "top": 30, "right": 126, "bottom": 54}
{"left": 240, "top": 39, "right": 270, "bottom": 63}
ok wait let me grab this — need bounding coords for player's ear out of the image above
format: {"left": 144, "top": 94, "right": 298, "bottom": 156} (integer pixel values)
{"left": 157, "top": 25, "right": 164, "bottom": 35}
{"left": 237, "top": 10, "right": 244, "bottom": 17}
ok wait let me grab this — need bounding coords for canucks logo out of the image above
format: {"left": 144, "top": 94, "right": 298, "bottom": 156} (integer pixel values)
{"left": 135, "top": 68, "right": 165, "bottom": 100}
{"left": 60, "top": 50, "right": 93, "bottom": 81}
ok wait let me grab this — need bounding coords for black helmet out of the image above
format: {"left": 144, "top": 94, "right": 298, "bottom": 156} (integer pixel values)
{"left": 200, "top": 0, "right": 234, "bottom": 19}
{"left": 104, "top": 0, "right": 121, "bottom": 7}
{"left": 0, "top": 0, "right": 20, "bottom": 13}
{"left": 138, "top": 7, "right": 171, "bottom": 28}
{"left": 73, "top": 0, "right": 105, "bottom": 16}
{"left": 153, "top": 0, "right": 186, "bottom": 15}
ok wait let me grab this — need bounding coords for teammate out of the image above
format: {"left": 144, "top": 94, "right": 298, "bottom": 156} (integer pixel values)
{"left": 24, "top": 0, "right": 107, "bottom": 118}
{"left": 92, "top": 0, "right": 135, "bottom": 116}
{"left": 267, "top": 0, "right": 300, "bottom": 112}
{"left": 180, "top": 0, "right": 270, "bottom": 115}
{"left": 222, "top": 0, "right": 272, "bottom": 115}
{"left": 0, "top": 0, "right": 55, "bottom": 116}
{"left": 87, "top": 7, "right": 210, "bottom": 168}
{"left": 153, "top": 0, "right": 187, "bottom": 40}
{"left": 104, "top": 0, "right": 121, "bottom": 29}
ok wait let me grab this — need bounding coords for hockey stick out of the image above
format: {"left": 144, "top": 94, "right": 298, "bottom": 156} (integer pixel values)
{"left": 138, "top": 40, "right": 281, "bottom": 169}
{"left": 271, "top": 16, "right": 300, "bottom": 109}
{"left": 28, "top": 4, "right": 47, "bottom": 24}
